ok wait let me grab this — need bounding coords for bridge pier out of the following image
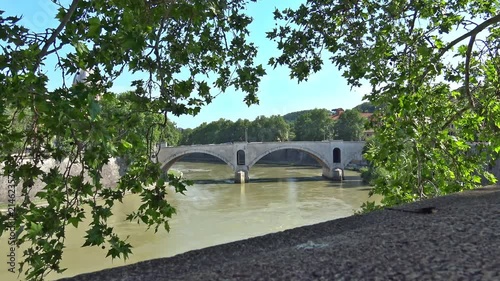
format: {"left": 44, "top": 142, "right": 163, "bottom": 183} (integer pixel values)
{"left": 234, "top": 169, "right": 249, "bottom": 183}
{"left": 322, "top": 167, "right": 344, "bottom": 181}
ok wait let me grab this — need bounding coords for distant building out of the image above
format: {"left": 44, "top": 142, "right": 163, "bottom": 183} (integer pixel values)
{"left": 330, "top": 108, "right": 345, "bottom": 120}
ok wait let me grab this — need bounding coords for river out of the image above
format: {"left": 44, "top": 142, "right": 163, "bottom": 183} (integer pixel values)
{"left": 0, "top": 162, "right": 378, "bottom": 280}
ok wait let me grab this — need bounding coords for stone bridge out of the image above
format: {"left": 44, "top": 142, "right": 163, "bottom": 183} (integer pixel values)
{"left": 157, "top": 141, "right": 366, "bottom": 183}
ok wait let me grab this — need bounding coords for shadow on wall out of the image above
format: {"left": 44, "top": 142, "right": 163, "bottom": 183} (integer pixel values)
{"left": 488, "top": 158, "right": 500, "bottom": 185}
{"left": 179, "top": 150, "right": 320, "bottom": 166}
{"left": 0, "top": 157, "right": 128, "bottom": 204}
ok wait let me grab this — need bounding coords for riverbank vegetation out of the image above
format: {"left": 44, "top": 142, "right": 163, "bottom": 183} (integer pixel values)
{"left": 268, "top": 1, "right": 500, "bottom": 207}
{"left": 178, "top": 107, "right": 369, "bottom": 144}
{"left": 1, "top": 0, "right": 499, "bottom": 279}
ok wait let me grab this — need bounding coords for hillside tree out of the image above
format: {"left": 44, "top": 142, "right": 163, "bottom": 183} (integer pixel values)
{"left": 333, "top": 109, "right": 366, "bottom": 141}
{"left": 293, "top": 108, "right": 334, "bottom": 141}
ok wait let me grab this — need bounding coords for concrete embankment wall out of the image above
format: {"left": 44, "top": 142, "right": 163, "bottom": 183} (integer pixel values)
{"left": 0, "top": 158, "right": 127, "bottom": 204}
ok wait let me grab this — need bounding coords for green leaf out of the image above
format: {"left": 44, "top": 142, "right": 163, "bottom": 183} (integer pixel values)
{"left": 68, "top": 217, "right": 81, "bottom": 228}
{"left": 457, "top": 45, "right": 468, "bottom": 55}
{"left": 75, "top": 41, "right": 89, "bottom": 55}
{"left": 83, "top": 226, "right": 106, "bottom": 247}
{"left": 89, "top": 99, "right": 101, "bottom": 120}
{"left": 28, "top": 223, "right": 43, "bottom": 238}
{"left": 88, "top": 17, "right": 101, "bottom": 38}
{"left": 120, "top": 139, "right": 133, "bottom": 149}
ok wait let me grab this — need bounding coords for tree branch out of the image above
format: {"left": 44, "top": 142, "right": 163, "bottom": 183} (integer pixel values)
{"left": 45, "top": 42, "right": 64, "bottom": 56}
{"left": 439, "top": 14, "right": 500, "bottom": 56}
{"left": 440, "top": 106, "right": 469, "bottom": 130}
{"left": 420, "top": 14, "right": 500, "bottom": 87}
{"left": 35, "top": 0, "right": 80, "bottom": 71}
{"left": 465, "top": 34, "right": 476, "bottom": 108}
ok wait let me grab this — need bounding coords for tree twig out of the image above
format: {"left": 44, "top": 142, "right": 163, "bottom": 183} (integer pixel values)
{"left": 465, "top": 33, "right": 476, "bottom": 108}
{"left": 441, "top": 106, "right": 469, "bottom": 130}
{"left": 439, "top": 14, "right": 500, "bottom": 56}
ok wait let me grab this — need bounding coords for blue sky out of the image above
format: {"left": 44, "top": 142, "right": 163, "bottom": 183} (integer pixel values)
{"left": 3, "top": 0, "right": 367, "bottom": 129}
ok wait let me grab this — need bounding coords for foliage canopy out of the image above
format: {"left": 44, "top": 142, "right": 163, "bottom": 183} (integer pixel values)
{"left": 333, "top": 109, "right": 366, "bottom": 141}
{"left": 293, "top": 108, "right": 335, "bottom": 141}
{"left": 268, "top": 0, "right": 500, "bottom": 204}
{"left": 2, "top": 0, "right": 500, "bottom": 279}
{"left": 179, "top": 115, "right": 289, "bottom": 144}
{"left": 0, "top": 0, "right": 264, "bottom": 279}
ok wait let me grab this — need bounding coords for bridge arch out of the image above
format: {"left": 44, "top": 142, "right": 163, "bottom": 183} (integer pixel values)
{"left": 247, "top": 146, "right": 330, "bottom": 170}
{"left": 161, "top": 150, "right": 235, "bottom": 172}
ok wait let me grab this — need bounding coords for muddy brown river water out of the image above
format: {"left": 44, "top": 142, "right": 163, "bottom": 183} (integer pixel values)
{"left": 0, "top": 162, "right": 379, "bottom": 280}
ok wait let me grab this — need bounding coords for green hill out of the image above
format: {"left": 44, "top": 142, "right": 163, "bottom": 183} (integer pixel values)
{"left": 282, "top": 109, "right": 316, "bottom": 123}
{"left": 352, "top": 102, "right": 375, "bottom": 113}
